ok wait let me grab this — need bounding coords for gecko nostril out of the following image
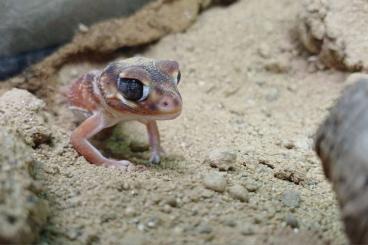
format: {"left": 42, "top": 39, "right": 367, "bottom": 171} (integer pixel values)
{"left": 162, "top": 101, "right": 169, "bottom": 107}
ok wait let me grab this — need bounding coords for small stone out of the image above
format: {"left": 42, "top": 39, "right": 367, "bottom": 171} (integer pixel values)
{"left": 240, "top": 224, "right": 255, "bottom": 236}
{"left": 253, "top": 214, "right": 264, "bottom": 224}
{"left": 258, "top": 43, "right": 271, "bottom": 58}
{"left": 244, "top": 181, "right": 259, "bottom": 192}
{"left": 137, "top": 223, "right": 146, "bottom": 232}
{"left": 66, "top": 228, "right": 82, "bottom": 240}
{"left": 285, "top": 213, "right": 299, "bottom": 228}
{"left": 198, "top": 223, "right": 212, "bottom": 234}
{"left": 281, "top": 190, "right": 301, "bottom": 208}
{"left": 264, "top": 56, "right": 291, "bottom": 73}
{"left": 203, "top": 172, "right": 227, "bottom": 193}
{"left": 78, "top": 23, "right": 89, "bottom": 32}
{"left": 223, "top": 219, "right": 237, "bottom": 227}
{"left": 274, "top": 168, "right": 305, "bottom": 185}
{"left": 166, "top": 197, "right": 178, "bottom": 208}
{"left": 147, "top": 217, "right": 161, "bottom": 228}
{"left": 161, "top": 204, "right": 172, "bottom": 214}
{"left": 100, "top": 213, "right": 117, "bottom": 224}
{"left": 125, "top": 206, "right": 137, "bottom": 217}
{"left": 174, "top": 226, "right": 184, "bottom": 234}
{"left": 201, "top": 189, "right": 214, "bottom": 198}
{"left": 284, "top": 141, "right": 295, "bottom": 149}
{"left": 206, "top": 149, "right": 237, "bottom": 171}
{"left": 228, "top": 184, "right": 249, "bottom": 202}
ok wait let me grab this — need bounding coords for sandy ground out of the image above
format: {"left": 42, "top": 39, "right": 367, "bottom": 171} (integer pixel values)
{"left": 5, "top": 0, "right": 353, "bottom": 244}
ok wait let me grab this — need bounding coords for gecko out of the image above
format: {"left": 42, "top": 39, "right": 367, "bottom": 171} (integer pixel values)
{"left": 66, "top": 57, "right": 182, "bottom": 171}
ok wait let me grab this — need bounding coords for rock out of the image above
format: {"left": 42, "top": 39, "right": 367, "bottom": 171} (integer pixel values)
{"left": 243, "top": 180, "right": 260, "bottom": 193}
{"left": 201, "top": 189, "right": 214, "bottom": 199}
{"left": 264, "top": 56, "right": 291, "bottom": 73}
{"left": 0, "top": 127, "right": 48, "bottom": 244}
{"left": 228, "top": 184, "right": 249, "bottom": 202}
{"left": 0, "top": 89, "right": 49, "bottom": 244}
{"left": 285, "top": 213, "right": 299, "bottom": 228}
{"left": 197, "top": 223, "right": 213, "bottom": 234}
{"left": 240, "top": 224, "right": 255, "bottom": 236}
{"left": 147, "top": 217, "right": 161, "bottom": 228}
{"left": 0, "top": 89, "right": 51, "bottom": 148}
{"left": 203, "top": 172, "right": 227, "bottom": 193}
{"left": 315, "top": 78, "right": 368, "bottom": 244}
{"left": 125, "top": 207, "right": 137, "bottom": 217}
{"left": 223, "top": 219, "right": 237, "bottom": 227}
{"left": 258, "top": 43, "right": 271, "bottom": 58}
{"left": 298, "top": 0, "right": 368, "bottom": 71}
{"left": 166, "top": 197, "right": 179, "bottom": 208}
{"left": 161, "top": 205, "right": 172, "bottom": 214}
{"left": 274, "top": 168, "right": 305, "bottom": 185}
{"left": 281, "top": 191, "right": 301, "bottom": 208}
{"left": 206, "top": 149, "right": 237, "bottom": 171}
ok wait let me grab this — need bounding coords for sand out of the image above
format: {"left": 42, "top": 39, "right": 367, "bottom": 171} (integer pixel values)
{"left": 1, "top": 0, "right": 357, "bottom": 244}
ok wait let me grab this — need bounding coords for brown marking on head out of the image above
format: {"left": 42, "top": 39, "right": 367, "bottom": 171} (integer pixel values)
{"left": 97, "top": 57, "right": 182, "bottom": 119}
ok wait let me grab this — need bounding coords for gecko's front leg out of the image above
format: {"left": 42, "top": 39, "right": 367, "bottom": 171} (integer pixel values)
{"left": 140, "top": 120, "right": 164, "bottom": 164}
{"left": 70, "top": 112, "right": 135, "bottom": 171}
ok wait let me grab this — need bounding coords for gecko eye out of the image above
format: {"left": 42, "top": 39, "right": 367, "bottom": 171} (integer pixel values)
{"left": 176, "top": 71, "right": 181, "bottom": 84}
{"left": 117, "top": 78, "right": 149, "bottom": 101}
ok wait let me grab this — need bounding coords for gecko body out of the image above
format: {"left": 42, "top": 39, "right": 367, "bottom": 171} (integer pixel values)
{"left": 66, "top": 57, "right": 182, "bottom": 170}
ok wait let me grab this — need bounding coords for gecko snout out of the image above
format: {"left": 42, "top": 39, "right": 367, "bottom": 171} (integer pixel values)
{"left": 158, "top": 95, "right": 182, "bottom": 116}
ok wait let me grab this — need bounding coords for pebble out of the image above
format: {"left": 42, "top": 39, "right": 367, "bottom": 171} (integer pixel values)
{"left": 274, "top": 168, "right": 305, "bottom": 185}
{"left": 206, "top": 149, "right": 237, "bottom": 171}
{"left": 244, "top": 180, "right": 259, "bottom": 192}
{"left": 258, "top": 43, "right": 271, "bottom": 58}
{"left": 201, "top": 189, "right": 214, "bottom": 198}
{"left": 161, "top": 204, "right": 172, "bottom": 214}
{"left": 147, "top": 217, "right": 161, "bottom": 228}
{"left": 166, "top": 197, "right": 178, "bottom": 208}
{"left": 281, "top": 190, "right": 301, "bottom": 208}
{"left": 203, "top": 172, "right": 227, "bottom": 193}
{"left": 285, "top": 213, "right": 299, "bottom": 228}
{"left": 197, "top": 223, "right": 213, "bottom": 234}
{"left": 137, "top": 223, "right": 146, "bottom": 232}
{"left": 223, "top": 219, "right": 237, "bottom": 227}
{"left": 125, "top": 206, "right": 137, "bottom": 217}
{"left": 264, "top": 56, "right": 291, "bottom": 73}
{"left": 240, "top": 224, "right": 255, "bottom": 236}
{"left": 228, "top": 184, "right": 249, "bottom": 202}
{"left": 253, "top": 214, "right": 264, "bottom": 224}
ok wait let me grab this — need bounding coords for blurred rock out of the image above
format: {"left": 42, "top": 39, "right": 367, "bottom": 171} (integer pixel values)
{"left": 299, "top": 0, "right": 368, "bottom": 71}
{"left": 0, "top": 0, "right": 153, "bottom": 57}
{"left": 0, "top": 123, "right": 48, "bottom": 243}
{"left": 315, "top": 78, "right": 368, "bottom": 244}
{"left": 0, "top": 89, "right": 51, "bottom": 148}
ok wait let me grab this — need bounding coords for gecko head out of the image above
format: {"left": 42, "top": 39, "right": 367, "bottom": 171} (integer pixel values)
{"left": 99, "top": 57, "right": 182, "bottom": 120}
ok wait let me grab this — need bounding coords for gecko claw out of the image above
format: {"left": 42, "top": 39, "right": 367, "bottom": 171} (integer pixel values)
{"left": 149, "top": 154, "right": 161, "bottom": 165}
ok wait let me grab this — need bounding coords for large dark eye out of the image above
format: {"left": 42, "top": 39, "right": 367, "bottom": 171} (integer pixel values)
{"left": 177, "top": 71, "right": 181, "bottom": 84}
{"left": 117, "top": 78, "right": 147, "bottom": 101}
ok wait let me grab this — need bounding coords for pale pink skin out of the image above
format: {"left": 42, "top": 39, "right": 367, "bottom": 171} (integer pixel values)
{"left": 66, "top": 57, "right": 182, "bottom": 171}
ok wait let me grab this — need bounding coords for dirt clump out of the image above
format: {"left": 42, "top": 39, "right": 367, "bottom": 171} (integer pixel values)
{"left": 0, "top": 89, "right": 49, "bottom": 244}
{"left": 299, "top": 0, "right": 368, "bottom": 71}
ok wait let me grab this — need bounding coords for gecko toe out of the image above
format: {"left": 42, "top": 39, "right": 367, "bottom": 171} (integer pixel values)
{"left": 149, "top": 154, "right": 161, "bottom": 165}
